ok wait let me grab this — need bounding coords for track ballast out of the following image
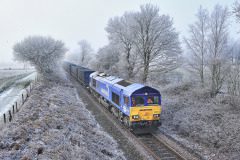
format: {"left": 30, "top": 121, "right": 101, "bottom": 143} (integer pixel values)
{"left": 136, "top": 133, "right": 185, "bottom": 160}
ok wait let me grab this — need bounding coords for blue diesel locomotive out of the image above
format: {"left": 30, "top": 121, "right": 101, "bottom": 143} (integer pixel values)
{"left": 64, "top": 62, "right": 162, "bottom": 132}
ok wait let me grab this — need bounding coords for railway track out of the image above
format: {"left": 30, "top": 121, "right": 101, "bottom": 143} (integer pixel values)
{"left": 136, "top": 133, "right": 185, "bottom": 160}
{"left": 70, "top": 73, "right": 188, "bottom": 160}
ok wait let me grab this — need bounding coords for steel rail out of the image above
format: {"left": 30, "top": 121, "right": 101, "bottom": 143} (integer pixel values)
{"left": 135, "top": 133, "right": 186, "bottom": 160}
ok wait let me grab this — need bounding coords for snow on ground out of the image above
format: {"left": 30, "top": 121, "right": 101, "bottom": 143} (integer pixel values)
{"left": 0, "top": 72, "right": 36, "bottom": 116}
{"left": 0, "top": 75, "right": 125, "bottom": 160}
{"left": 0, "top": 69, "right": 34, "bottom": 80}
{"left": 0, "top": 70, "right": 35, "bottom": 94}
{"left": 157, "top": 82, "right": 240, "bottom": 160}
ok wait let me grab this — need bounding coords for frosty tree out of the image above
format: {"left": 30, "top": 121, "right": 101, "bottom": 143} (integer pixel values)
{"left": 134, "top": 4, "right": 181, "bottom": 83}
{"left": 106, "top": 13, "right": 137, "bottom": 79}
{"left": 13, "top": 36, "right": 67, "bottom": 77}
{"left": 208, "top": 5, "right": 229, "bottom": 97}
{"left": 78, "top": 40, "right": 93, "bottom": 66}
{"left": 184, "top": 6, "right": 209, "bottom": 87}
{"left": 67, "top": 40, "right": 93, "bottom": 67}
{"left": 227, "top": 43, "right": 240, "bottom": 99}
{"left": 94, "top": 44, "right": 120, "bottom": 75}
{"left": 102, "top": 4, "right": 181, "bottom": 83}
{"left": 233, "top": 1, "right": 240, "bottom": 22}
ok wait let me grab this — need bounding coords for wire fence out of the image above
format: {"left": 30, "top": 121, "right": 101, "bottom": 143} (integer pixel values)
{"left": 1, "top": 75, "right": 39, "bottom": 125}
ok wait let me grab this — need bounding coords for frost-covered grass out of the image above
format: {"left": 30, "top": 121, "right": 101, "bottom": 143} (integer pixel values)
{"left": 0, "top": 74, "right": 31, "bottom": 94}
{"left": 17, "top": 80, "right": 31, "bottom": 88}
{"left": 157, "top": 81, "right": 240, "bottom": 160}
{"left": 0, "top": 75, "right": 125, "bottom": 160}
{"left": 0, "top": 69, "right": 34, "bottom": 93}
{"left": 0, "top": 69, "right": 34, "bottom": 79}
{"left": 0, "top": 72, "right": 37, "bottom": 123}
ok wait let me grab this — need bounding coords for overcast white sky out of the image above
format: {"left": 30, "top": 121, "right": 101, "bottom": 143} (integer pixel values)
{"left": 0, "top": 0, "right": 238, "bottom": 67}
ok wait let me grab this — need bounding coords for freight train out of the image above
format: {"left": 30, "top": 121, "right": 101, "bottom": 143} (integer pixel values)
{"left": 63, "top": 62, "right": 162, "bottom": 133}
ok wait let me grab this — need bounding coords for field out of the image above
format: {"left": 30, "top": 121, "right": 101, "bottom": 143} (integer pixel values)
{"left": 0, "top": 69, "right": 33, "bottom": 79}
{"left": 0, "top": 69, "right": 36, "bottom": 116}
{"left": 0, "top": 69, "right": 35, "bottom": 93}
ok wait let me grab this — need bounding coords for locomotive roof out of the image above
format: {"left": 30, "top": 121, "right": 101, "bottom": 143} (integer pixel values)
{"left": 90, "top": 71, "right": 160, "bottom": 96}
{"left": 120, "top": 83, "right": 145, "bottom": 96}
{"left": 90, "top": 72, "right": 123, "bottom": 84}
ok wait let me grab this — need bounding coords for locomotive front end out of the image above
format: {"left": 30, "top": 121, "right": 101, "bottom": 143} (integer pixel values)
{"left": 129, "top": 86, "right": 162, "bottom": 133}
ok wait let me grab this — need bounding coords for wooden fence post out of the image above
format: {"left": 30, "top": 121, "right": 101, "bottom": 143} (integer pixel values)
{"left": 16, "top": 102, "right": 18, "bottom": 112}
{"left": 22, "top": 94, "right": 24, "bottom": 104}
{"left": 12, "top": 105, "right": 15, "bottom": 114}
{"left": 26, "top": 89, "right": 29, "bottom": 97}
{"left": 3, "top": 113, "right": 6, "bottom": 123}
{"left": 8, "top": 110, "right": 12, "bottom": 122}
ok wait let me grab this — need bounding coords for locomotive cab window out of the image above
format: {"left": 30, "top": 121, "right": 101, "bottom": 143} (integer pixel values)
{"left": 132, "top": 96, "right": 144, "bottom": 106}
{"left": 112, "top": 92, "right": 120, "bottom": 106}
{"left": 92, "top": 78, "right": 96, "bottom": 88}
{"left": 124, "top": 96, "right": 129, "bottom": 106}
{"left": 147, "top": 96, "right": 159, "bottom": 105}
{"left": 96, "top": 81, "right": 99, "bottom": 89}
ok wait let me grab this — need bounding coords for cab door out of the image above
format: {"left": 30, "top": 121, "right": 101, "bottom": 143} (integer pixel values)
{"left": 122, "top": 94, "right": 130, "bottom": 116}
{"left": 119, "top": 89, "right": 123, "bottom": 110}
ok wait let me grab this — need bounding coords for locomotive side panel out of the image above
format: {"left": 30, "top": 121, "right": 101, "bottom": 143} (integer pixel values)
{"left": 89, "top": 74, "right": 131, "bottom": 116}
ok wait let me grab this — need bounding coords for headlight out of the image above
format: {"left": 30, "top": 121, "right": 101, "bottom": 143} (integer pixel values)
{"left": 132, "top": 115, "right": 139, "bottom": 119}
{"left": 153, "top": 114, "right": 160, "bottom": 118}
